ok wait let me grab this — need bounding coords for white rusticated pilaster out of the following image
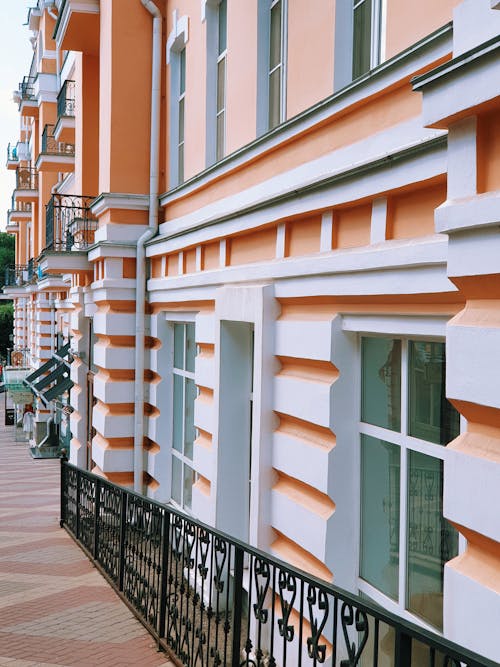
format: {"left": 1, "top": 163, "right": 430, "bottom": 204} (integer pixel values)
{"left": 447, "top": 117, "right": 477, "bottom": 200}
{"left": 276, "top": 223, "right": 286, "bottom": 259}
{"left": 68, "top": 286, "right": 89, "bottom": 469}
{"left": 219, "top": 239, "right": 227, "bottom": 267}
{"left": 370, "top": 196, "right": 388, "bottom": 244}
{"left": 320, "top": 211, "right": 333, "bottom": 252}
{"left": 195, "top": 245, "right": 202, "bottom": 271}
{"left": 178, "top": 251, "right": 184, "bottom": 275}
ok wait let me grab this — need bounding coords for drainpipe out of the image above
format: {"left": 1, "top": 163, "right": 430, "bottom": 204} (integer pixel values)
{"left": 134, "top": 0, "right": 162, "bottom": 493}
{"left": 47, "top": 4, "right": 61, "bottom": 90}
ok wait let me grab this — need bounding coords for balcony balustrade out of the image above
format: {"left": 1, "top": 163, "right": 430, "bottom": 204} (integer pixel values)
{"left": 19, "top": 75, "right": 35, "bottom": 101}
{"left": 45, "top": 194, "right": 98, "bottom": 252}
{"left": 41, "top": 124, "right": 75, "bottom": 156}
{"left": 57, "top": 79, "right": 75, "bottom": 118}
{"left": 4, "top": 260, "right": 36, "bottom": 288}
{"left": 9, "top": 196, "right": 31, "bottom": 214}
{"left": 60, "top": 461, "right": 497, "bottom": 667}
{"left": 15, "top": 166, "right": 38, "bottom": 191}
{"left": 7, "top": 143, "right": 18, "bottom": 162}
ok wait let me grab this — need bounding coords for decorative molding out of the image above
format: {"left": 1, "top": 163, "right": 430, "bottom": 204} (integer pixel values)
{"left": 166, "top": 10, "right": 189, "bottom": 63}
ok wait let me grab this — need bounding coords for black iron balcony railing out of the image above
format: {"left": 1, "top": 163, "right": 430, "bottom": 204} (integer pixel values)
{"left": 4, "top": 264, "right": 28, "bottom": 287}
{"left": 9, "top": 195, "right": 32, "bottom": 214}
{"left": 45, "top": 194, "right": 98, "bottom": 252}
{"left": 7, "top": 143, "right": 18, "bottom": 162}
{"left": 57, "top": 79, "right": 75, "bottom": 118}
{"left": 41, "top": 124, "right": 75, "bottom": 156}
{"left": 60, "top": 461, "right": 495, "bottom": 667}
{"left": 19, "top": 75, "right": 36, "bottom": 101}
{"left": 15, "top": 166, "right": 38, "bottom": 191}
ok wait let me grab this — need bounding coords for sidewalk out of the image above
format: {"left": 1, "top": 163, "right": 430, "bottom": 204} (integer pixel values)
{"left": 0, "top": 407, "right": 174, "bottom": 667}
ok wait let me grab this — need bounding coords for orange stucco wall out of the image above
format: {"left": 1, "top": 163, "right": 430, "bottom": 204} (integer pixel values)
{"left": 75, "top": 54, "right": 100, "bottom": 197}
{"left": 228, "top": 226, "right": 277, "bottom": 266}
{"left": 334, "top": 202, "right": 371, "bottom": 249}
{"left": 286, "top": 214, "right": 322, "bottom": 257}
{"left": 286, "top": 0, "right": 335, "bottom": 120}
{"left": 99, "top": 0, "right": 152, "bottom": 195}
{"left": 477, "top": 109, "right": 500, "bottom": 195}
{"left": 225, "top": 1, "right": 258, "bottom": 155}
{"left": 387, "top": 180, "right": 446, "bottom": 240}
{"left": 166, "top": 82, "right": 422, "bottom": 221}
{"left": 385, "top": 0, "right": 458, "bottom": 61}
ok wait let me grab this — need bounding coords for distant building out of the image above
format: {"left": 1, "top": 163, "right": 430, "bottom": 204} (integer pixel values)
{"left": 4, "top": 0, "right": 500, "bottom": 662}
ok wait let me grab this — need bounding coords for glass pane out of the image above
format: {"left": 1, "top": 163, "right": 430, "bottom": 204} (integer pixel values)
{"left": 217, "top": 58, "right": 226, "bottom": 113}
{"left": 360, "top": 435, "right": 400, "bottom": 601}
{"left": 184, "top": 377, "right": 196, "bottom": 460}
{"left": 178, "top": 143, "right": 184, "bottom": 184}
{"left": 178, "top": 98, "right": 185, "bottom": 142}
{"left": 183, "top": 464, "right": 194, "bottom": 510}
{"left": 268, "top": 67, "right": 281, "bottom": 130}
{"left": 173, "top": 323, "right": 184, "bottom": 369}
{"left": 269, "top": 1, "right": 282, "bottom": 70}
{"left": 171, "top": 455, "right": 182, "bottom": 505}
{"left": 218, "top": 0, "right": 227, "bottom": 55}
{"left": 406, "top": 451, "right": 458, "bottom": 629}
{"left": 179, "top": 49, "right": 186, "bottom": 95}
{"left": 185, "top": 323, "right": 195, "bottom": 373}
{"left": 216, "top": 112, "right": 225, "bottom": 162}
{"left": 353, "top": 0, "right": 372, "bottom": 79}
{"left": 408, "top": 341, "right": 460, "bottom": 445}
{"left": 361, "top": 337, "right": 401, "bottom": 432}
{"left": 173, "top": 374, "right": 183, "bottom": 452}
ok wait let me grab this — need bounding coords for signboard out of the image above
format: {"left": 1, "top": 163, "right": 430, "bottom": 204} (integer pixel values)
{"left": 5, "top": 408, "right": 15, "bottom": 426}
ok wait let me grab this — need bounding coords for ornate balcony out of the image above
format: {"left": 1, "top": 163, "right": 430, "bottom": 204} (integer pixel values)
{"left": 36, "top": 124, "right": 75, "bottom": 173}
{"left": 7, "top": 197, "right": 32, "bottom": 228}
{"left": 16, "top": 75, "right": 38, "bottom": 117}
{"left": 6, "top": 143, "right": 18, "bottom": 170}
{"left": 40, "top": 194, "right": 97, "bottom": 274}
{"left": 3, "top": 260, "right": 37, "bottom": 295}
{"left": 54, "top": 80, "right": 76, "bottom": 143}
{"left": 14, "top": 166, "right": 38, "bottom": 204}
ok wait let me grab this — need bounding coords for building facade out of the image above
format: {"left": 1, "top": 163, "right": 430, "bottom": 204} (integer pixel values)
{"left": 4, "top": 0, "right": 500, "bottom": 662}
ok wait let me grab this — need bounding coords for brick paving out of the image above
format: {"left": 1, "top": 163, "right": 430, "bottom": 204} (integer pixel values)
{"left": 0, "top": 405, "right": 175, "bottom": 667}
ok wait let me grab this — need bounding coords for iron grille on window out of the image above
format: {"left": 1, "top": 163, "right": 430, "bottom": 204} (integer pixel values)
{"left": 15, "top": 167, "right": 38, "bottom": 191}
{"left": 41, "top": 124, "right": 75, "bottom": 156}
{"left": 57, "top": 79, "right": 76, "bottom": 118}
{"left": 45, "top": 194, "right": 98, "bottom": 252}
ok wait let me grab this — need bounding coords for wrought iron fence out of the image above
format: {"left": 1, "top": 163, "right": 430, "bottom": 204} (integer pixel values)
{"left": 60, "top": 461, "right": 495, "bottom": 667}
{"left": 45, "top": 194, "right": 98, "bottom": 252}
{"left": 15, "top": 167, "right": 38, "bottom": 191}
{"left": 41, "top": 124, "right": 75, "bottom": 156}
{"left": 57, "top": 79, "right": 76, "bottom": 118}
{"left": 4, "top": 265, "right": 29, "bottom": 287}
{"left": 19, "top": 75, "right": 35, "bottom": 101}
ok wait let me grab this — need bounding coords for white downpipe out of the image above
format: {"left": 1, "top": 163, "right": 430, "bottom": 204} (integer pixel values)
{"left": 47, "top": 4, "right": 61, "bottom": 90}
{"left": 134, "top": 0, "right": 162, "bottom": 493}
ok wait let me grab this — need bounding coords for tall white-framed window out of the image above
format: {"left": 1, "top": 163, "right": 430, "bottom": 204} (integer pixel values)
{"left": 359, "top": 335, "right": 460, "bottom": 631}
{"left": 268, "top": 0, "right": 286, "bottom": 129}
{"left": 215, "top": 0, "right": 227, "bottom": 161}
{"left": 352, "top": 0, "right": 382, "bottom": 79}
{"left": 178, "top": 48, "right": 186, "bottom": 185}
{"left": 171, "top": 321, "right": 197, "bottom": 510}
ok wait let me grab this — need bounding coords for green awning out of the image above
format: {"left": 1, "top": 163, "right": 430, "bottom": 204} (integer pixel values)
{"left": 32, "top": 363, "right": 66, "bottom": 392}
{"left": 42, "top": 375, "right": 74, "bottom": 403}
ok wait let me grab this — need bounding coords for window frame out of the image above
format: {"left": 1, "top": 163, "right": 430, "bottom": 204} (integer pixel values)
{"left": 216, "top": 0, "right": 227, "bottom": 161}
{"left": 177, "top": 48, "right": 186, "bottom": 185}
{"left": 169, "top": 317, "right": 198, "bottom": 513}
{"left": 357, "top": 332, "right": 462, "bottom": 632}
{"left": 268, "top": 0, "right": 287, "bottom": 130}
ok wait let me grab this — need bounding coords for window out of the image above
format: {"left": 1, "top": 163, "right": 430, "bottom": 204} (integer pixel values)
{"left": 216, "top": 0, "right": 227, "bottom": 161}
{"left": 178, "top": 48, "right": 186, "bottom": 185}
{"left": 352, "top": 0, "right": 382, "bottom": 79}
{"left": 268, "top": 0, "right": 285, "bottom": 129}
{"left": 359, "top": 337, "right": 460, "bottom": 630}
{"left": 171, "top": 322, "right": 196, "bottom": 510}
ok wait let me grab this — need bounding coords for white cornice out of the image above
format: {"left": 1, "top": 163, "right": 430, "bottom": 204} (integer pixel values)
{"left": 90, "top": 193, "right": 149, "bottom": 217}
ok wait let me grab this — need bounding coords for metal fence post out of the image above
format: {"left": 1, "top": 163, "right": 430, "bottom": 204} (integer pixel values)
{"left": 59, "top": 455, "right": 67, "bottom": 528}
{"left": 395, "top": 628, "right": 412, "bottom": 666}
{"left": 75, "top": 469, "right": 81, "bottom": 540}
{"left": 158, "top": 510, "right": 170, "bottom": 639}
{"left": 118, "top": 489, "right": 127, "bottom": 592}
{"left": 231, "top": 545, "right": 244, "bottom": 667}
{"left": 93, "top": 478, "right": 101, "bottom": 560}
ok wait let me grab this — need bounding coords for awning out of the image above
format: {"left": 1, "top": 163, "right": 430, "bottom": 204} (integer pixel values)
{"left": 23, "top": 343, "right": 74, "bottom": 405}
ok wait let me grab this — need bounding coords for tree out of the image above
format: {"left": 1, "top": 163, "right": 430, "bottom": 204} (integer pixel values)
{"left": 0, "top": 302, "right": 13, "bottom": 362}
{"left": 0, "top": 233, "right": 15, "bottom": 290}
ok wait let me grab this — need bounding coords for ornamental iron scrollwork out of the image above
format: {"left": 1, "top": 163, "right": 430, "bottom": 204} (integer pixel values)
{"left": 277, "top": 569, "right": 296, "bottom": 643}
{"left": 253, "top": 557, "right": 271, "bottom": 624}
{"left": 306, "top": 584, "right": 329, "bottom": 663}
{"left": 340, "top": 602, "right": 369, "bottom": 666}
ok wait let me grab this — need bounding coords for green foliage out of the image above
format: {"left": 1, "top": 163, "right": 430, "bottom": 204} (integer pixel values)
{"left": 0, "top": 233, "right": 15, "bottom": 290}
{"left": 0, "top": 302, "right": 13, "bottom": 361}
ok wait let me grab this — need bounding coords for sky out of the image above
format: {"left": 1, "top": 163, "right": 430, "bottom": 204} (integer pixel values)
{"left": 0, "top": 1, "right": 36, "bottom": 232}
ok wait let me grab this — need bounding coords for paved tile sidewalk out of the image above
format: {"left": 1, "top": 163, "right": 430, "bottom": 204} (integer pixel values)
{"left": 0, "top": 407, "right": 174, "bottom": 667}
